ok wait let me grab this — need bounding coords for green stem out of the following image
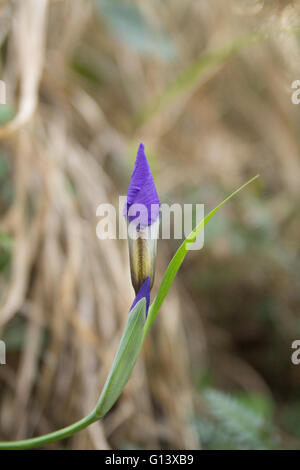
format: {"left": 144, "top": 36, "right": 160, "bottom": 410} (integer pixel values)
{"left": 0, "top": 175, "right": 259, "bottom": 449}
{"left": 0, "top": 410, "right": 98, "bottom": 450}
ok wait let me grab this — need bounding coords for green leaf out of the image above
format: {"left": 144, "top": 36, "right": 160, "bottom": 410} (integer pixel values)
{"left": 0, "top": 104, "right": 16, "bottom": 125}
{"left": 95, "top": 298, "right": 146, "bottom": 417}
{"left": 0, "top": 230, "right": 13, "bottom": 272}
{"left": 95, "top": 0, "right": 176, "bottom": 61}
{"left": 202, "top": 388, "right": 278, "bottom": 450}
{"left": 0, "top": 230, "right": 13, "bottom": 248}
{"left": 143, "top": 175, "right": 259, "bottom": 338}
{"left": 135, "top": 31, "right": 267, "bottom": 125}
{"left": 205, "top": 389, "right": 264, "bottom": 438}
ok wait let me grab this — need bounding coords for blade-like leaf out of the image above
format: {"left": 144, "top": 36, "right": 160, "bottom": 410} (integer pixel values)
{"left": 143, "top": 175, "right": 259, "bottom": 338}
{"left": 135, "top": 32, "right": 267, "bottom": 126}
{"left": 95, "top": 298, "right": 146, "bottom": 418}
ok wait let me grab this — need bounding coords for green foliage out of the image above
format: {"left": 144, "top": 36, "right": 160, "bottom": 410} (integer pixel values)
{"left": 0, "top": 104, "right": 16, "bottom": 125}
{"left": 0, "top": 153, "right": 14, "bottom": 208}
{"left": 0, "top": 298, "right": 147, "bottom": 449}
{"left": 2, "top": 316, "right": 26, "bottom": 351}
{"left": 0, "top": 230, "right": 13, "bottom": 273}
{"left": 279, "top": 400, "right": 300, "bottom": 442}
{"left": 197, "top": 388, "right": 280, "bottom": 450}
{"left": 95, "top": 298, "right": 146, "bottom": 417}
{"left": 95, "top": 0, "right": 176, "bottom": 61}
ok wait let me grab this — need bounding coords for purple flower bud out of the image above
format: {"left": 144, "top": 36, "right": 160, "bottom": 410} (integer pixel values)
{"left": 124, "top": 142, "right": 160, "bottom": 227}
{"left": 124, "top": 143, "right": 160, "bottom": 294}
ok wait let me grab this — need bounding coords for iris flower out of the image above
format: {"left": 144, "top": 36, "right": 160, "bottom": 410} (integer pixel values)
{"left": 124, "top": 143, "right": 160, "bottom": 316}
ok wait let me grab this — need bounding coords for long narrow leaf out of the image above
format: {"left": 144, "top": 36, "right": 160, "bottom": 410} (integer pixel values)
{"left": 95, "top": 298, "right": 146, "bottom": 417}
{"left": 143, "top": 175, "right": 259, "bottom": 337}
{"left": 135, "top": 32, "right": 267, "bottom": 126}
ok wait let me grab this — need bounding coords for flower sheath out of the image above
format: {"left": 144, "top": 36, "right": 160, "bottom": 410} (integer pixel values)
{"left": 124, "top": 143, "right": 160, "bottom": 308}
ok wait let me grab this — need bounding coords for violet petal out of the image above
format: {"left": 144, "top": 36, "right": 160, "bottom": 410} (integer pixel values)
{"left": 124, "top": 143, "right": 160, "bottom": 226}
{"left": 129, "top": 277, "right": 150, "bottom": 317}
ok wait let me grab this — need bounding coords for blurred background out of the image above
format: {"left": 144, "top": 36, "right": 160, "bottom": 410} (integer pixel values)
{"left": 0, "top": 0, "right": 299, "bottom": 450}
